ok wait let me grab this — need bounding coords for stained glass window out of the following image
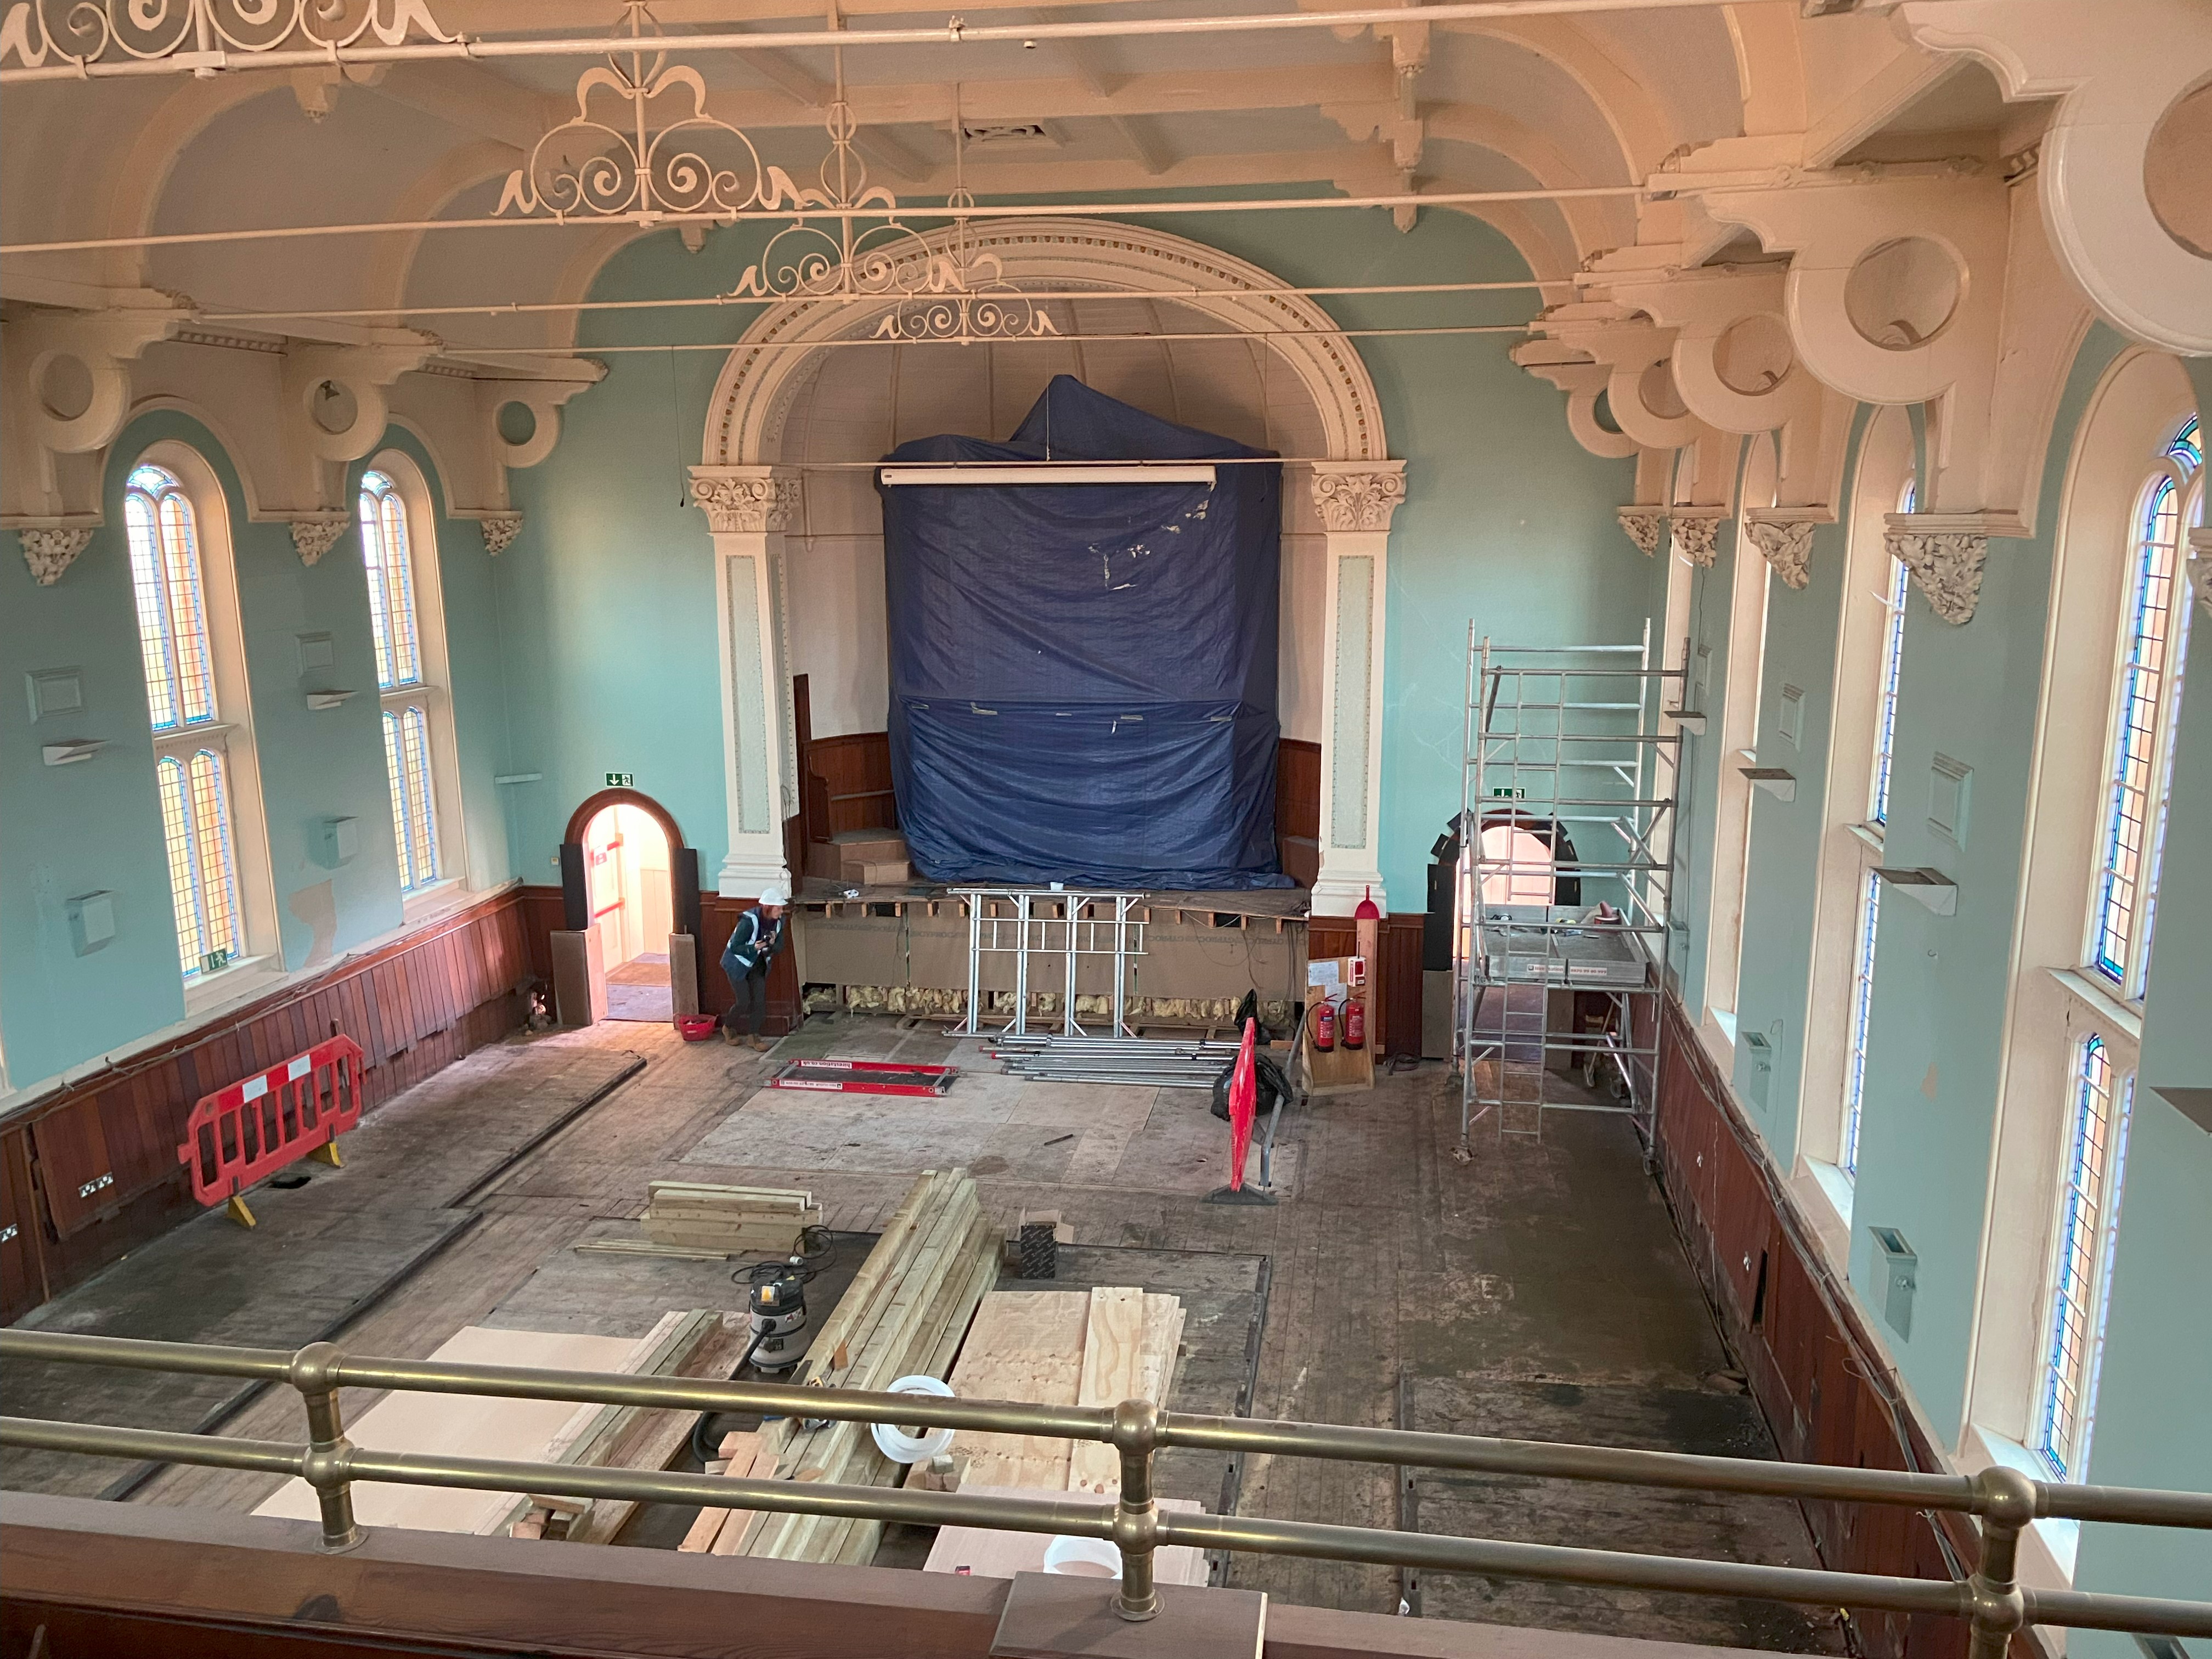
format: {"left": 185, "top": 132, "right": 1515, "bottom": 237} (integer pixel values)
{"left": 2090, "top": 418, "right": 2197, "bottom": 993}
{"left": 383, "top": 705, "right": 440, "bottom": 893}
{"left": 1842, "top": 869, "right": 1881, "bottom": 1174}
{"left": 1870, "top": 478, "right": 1915, "bottom": 826}
{"left": 359, "top": 470, "right": 424, "bottom": 690}
{"left": 124, "top": 465, "right": 216, "bottom": 732}
{"left": 130, "top": 464, "right": 244, "bottom": 980}
{"left": 2036, "top": 1037, "right": 2132, "bottom": 1478}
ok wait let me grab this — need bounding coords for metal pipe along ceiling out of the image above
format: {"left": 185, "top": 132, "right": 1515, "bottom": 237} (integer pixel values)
{"left": 1, "top": 0, "right": 1756, "bottom": 84}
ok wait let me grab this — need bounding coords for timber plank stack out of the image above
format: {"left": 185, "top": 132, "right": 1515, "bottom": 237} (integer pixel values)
{"left": 641, "top": 1182, "right": 823, "bottom": 1255}
{"left": 682, "top": 1167, "right": 1000, "bottom": 1565}
{"left": 495, "top": 1307, "right": 753, "bottom": 1543}
{"left": 944, "top": 1286, "right": 1184, "bottom": 1496}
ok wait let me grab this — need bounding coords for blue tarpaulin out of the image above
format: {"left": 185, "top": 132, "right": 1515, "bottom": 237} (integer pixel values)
{"left": 878, "top": 376, "right": 1291, "bottom": 889}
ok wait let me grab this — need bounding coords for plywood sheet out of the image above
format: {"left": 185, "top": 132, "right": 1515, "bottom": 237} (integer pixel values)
{"left": 921, "top": 1486, "right": 1207, "bottom": 1585}
{"left": 1069, "top": 1286, "right": 1147, "bottom": 1497}
{"left": 946, "top": 1290, "right": 1090, "bottom": 1492}
{"left": 252, "top": 1326, "right": 638, "bottom": 1534}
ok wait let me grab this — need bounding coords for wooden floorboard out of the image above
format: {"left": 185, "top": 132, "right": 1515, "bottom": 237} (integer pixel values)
{"left": 4, "top": 1011, "right": 1854, "bottom": 1649}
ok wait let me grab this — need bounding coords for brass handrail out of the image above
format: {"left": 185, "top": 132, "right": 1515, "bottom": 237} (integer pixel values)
{"left": 4, "top": 1329, "right": 2209, "bottom": 1648}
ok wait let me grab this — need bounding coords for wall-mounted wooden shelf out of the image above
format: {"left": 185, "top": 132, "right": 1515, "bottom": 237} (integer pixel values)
{"left": 1740, "top": 766, "right": 1796, "bottom": 802}
{"left": 1873, "top": 866, "right": 1957, "bottom": 916}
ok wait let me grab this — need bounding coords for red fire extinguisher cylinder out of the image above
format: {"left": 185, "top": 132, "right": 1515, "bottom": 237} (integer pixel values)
{"left": 1313, "top": 997, "right": 1337, "bottom": 1052}
{"left": 1345, "top": 995, "right": 1366, "bottom": 1050}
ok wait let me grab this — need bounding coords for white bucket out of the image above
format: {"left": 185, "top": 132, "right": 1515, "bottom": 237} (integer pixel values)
{"left": 869, "top": 1374, "right": 957, "bottom": 1464}
{"left": 1042, "top": 1534, "right": 1123, "bottom": 1579}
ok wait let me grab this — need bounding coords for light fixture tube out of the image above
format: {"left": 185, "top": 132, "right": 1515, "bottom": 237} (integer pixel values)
{"left": 878, "top": 464, "right": 1217, "bottom": 487}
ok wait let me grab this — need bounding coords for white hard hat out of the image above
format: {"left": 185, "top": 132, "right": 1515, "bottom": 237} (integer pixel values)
{"left": 758, "top": 883, "right": 790, "bottom": 907}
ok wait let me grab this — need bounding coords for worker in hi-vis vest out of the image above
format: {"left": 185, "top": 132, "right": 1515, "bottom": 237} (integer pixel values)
{"left": 719, "top": 884, "right": 788, "bottom": 1050}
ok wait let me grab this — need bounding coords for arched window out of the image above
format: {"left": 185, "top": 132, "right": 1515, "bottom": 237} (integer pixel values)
{"left": 2035, "top": 1036, "right": 2132, "bottom": 1479}
{"left": 124, "top": 458, "right": 270, "bottom": 984}
{"left": 359, "top": 456, "right": 461, "bottom": 906}
{"left": 2087, "top": 416, "right": 2198, "bottom": 997}
{"left": 1839, "top": 475, "right": 1917, "bottom": 1178}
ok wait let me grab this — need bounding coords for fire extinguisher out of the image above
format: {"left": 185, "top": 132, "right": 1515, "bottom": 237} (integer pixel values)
{"left": 1344, "top": 995, "right": 1366, "bottom": 1050}
{"left": 1312, "top": 996, "right": 1337, "bottom": 1051}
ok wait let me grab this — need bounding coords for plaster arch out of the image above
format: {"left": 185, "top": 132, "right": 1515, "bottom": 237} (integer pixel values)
{"left": 702, "top": 218, "right": 1389, "bottom": 469}
{"left": 1438, "top": 17, "right": 1680, "bottom": 181}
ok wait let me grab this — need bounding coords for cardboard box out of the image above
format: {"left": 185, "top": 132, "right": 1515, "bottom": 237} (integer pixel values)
{"left": 857, "top": 859, "right": 910, "bottom": 885}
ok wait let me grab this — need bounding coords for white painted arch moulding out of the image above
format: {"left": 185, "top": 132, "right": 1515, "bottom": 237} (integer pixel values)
{"left": 700, "top": 218, "right": 1390, "bottom": 469}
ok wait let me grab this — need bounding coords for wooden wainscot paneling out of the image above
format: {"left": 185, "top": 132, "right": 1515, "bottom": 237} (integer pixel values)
{"left": 0, "top": 887, "right": 532, "bottom": 1324}
{"left": 1650, "top": 993, "right": 2002, "bottom": 1659}
{"left": 1276, "top": 737, "right": 1319, "bottom": 887}
{"left": 810, "top": 731, "right": 899, "bottom": 837}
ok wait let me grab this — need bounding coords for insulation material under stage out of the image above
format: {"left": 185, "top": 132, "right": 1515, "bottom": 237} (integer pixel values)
{"left": 879, "top": 376, "right": 1290, "bottom": 890}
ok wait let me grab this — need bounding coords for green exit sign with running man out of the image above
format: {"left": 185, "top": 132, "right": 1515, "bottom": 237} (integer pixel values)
{"left": 605, "top": 772, "right": 633, "bottom": 788}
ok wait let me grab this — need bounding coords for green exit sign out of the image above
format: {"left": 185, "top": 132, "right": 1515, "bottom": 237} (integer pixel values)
{"left": 605, "top": 772, "right": 634, "bottom": 788}
{"left": 1490, "top": 786, "right": 1526, "bottom": 799}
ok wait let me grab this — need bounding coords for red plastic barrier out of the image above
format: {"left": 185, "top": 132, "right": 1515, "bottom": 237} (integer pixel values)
{"left": 177, "top": 1036, "right": 365, "bottom": 1207}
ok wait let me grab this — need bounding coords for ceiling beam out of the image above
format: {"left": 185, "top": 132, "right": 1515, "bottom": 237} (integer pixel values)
{"left": 359, "top": 61, "right": 558, "bottom": 153}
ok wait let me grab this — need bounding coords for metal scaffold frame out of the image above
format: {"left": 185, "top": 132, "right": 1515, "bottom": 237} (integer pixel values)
{"left": 1452, "top": 624, "right": 1684, "bottom": 1154}
{"left": 954, "top": 888, "right": 1149, "bottom": 1038}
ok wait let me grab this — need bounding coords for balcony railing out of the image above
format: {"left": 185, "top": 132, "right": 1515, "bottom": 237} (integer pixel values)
{"left": 4, "top": 1327, "right": 2208, "bottom": 1656}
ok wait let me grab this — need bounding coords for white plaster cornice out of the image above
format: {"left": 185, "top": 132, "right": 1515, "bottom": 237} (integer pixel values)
{"left": 1742, "top": 515, "right": 1817, "bottom": 591}
{"left": 288, "top": 517, "right": 349, "bottom": 566}
{"left": 1617, "top": 506, "right": 1666, "bottom": 558}
{"left": 1669, "top": 505, "right": 1728, "bottom": 568}
{"left": 690, "top": 467, "right": 802, "bottom": 534}
{"left": 16, "top": 526, "right": 96, "bottom": 585}
{"left": 1309, "top": 461, "right": 1408, "bottom": 533}
{"left": 479, "top": 513, "right": 522, "bottom": 555}
{"left": 1882, "top": 511, "right": 2027, "bottom": 627}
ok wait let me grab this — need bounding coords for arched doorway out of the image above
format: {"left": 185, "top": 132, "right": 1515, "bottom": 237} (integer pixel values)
{"left": 561, "top": 788, "right": 698, "bottom": 1024}
{"left": 581, "top": 803, "right": 672, "bottom": 1020}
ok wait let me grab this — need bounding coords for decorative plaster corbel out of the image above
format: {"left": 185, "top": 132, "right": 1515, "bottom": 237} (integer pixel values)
{"left": 1886, "top": 527, "right": 1985, "bottom": 626}
{"left": 689, "top": 467, "right": 802, "bottom": 533}
{"left": 1670, "top": 510, "right": 1727, "bottom": 568}
{"left": 480, "top": 514, "right": 522, "bottom": 555}
{"left": 1617, "top": 507, "right": 1666, "bottom": 557}
{"left": 1742, "top": 515, "right": 1818, "bottom": 591}
{"left": 2190, "top": 528, "right": 2212, "bottom": 623}
{"left": 289, "top": 518, "right": 351, "bottom": 566}
{"left": 17, "top": 526, "right": 95, "bottom": 585}
{"left": 1310, "top": 465, "right": 1408, "bottom": 533}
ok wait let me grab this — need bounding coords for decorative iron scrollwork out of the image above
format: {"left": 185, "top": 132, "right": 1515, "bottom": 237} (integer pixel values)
{"left": 0, "top": 0, "right": 453, "bottom": 71}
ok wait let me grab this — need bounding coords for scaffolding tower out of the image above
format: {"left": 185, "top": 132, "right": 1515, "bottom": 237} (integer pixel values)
{"left": 1452, "top": 625, "right": 1684, "bottom": 1154}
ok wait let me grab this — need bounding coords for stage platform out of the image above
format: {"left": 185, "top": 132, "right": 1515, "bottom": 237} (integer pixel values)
{"left": 793, "top": 877, "right": 1312, "bottom": 921}
{"left": 787, "top": 882, "right": 1312, "bottom": 1028}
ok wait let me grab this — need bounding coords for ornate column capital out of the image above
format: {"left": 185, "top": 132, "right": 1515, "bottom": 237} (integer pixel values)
{"left": 16, "top": 526, "right": 97, "bottom": 585}
{"left": 691, "top": 466, "right": 802, "bottom": 534}
{"left": 480, "top": 513, "right": 523, "bottom": 555}
{"left": 1669, "top": 506, "right": 1728, "bottom": 568}
{"left": 1741, "top": 510, "right": 1826, "bottom": 591}
{"left": 1309, "top": 461, "right": 1407, "bottom": 533}
{"left": 1617, "top": 506, "right": 1666, "bottom": 558}
{"left": 2188, "top": 528, "right": 2212, "bottom": 622}
{"left": 1885, "top": 520, "right": 1984, "bottom": 626}
{"left": 288, "top": 517, "right": 350, "bottom": 567}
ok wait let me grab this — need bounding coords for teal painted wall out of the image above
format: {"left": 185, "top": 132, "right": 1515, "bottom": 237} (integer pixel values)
{"left": 1661, "top": 326, "right": 2209, "bottom": 1613}
{"left": 492, "top": 201, "right": 1639, "bottom": 907}
{"left": 2067, "top": 413, "right": 2212, "bottom": 1631}
{"left": 0, "top": 411, "right": 511, "bottom": 1090}
{"left": 1730, "top": 467, "right": 1866, "bottom": 1167}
